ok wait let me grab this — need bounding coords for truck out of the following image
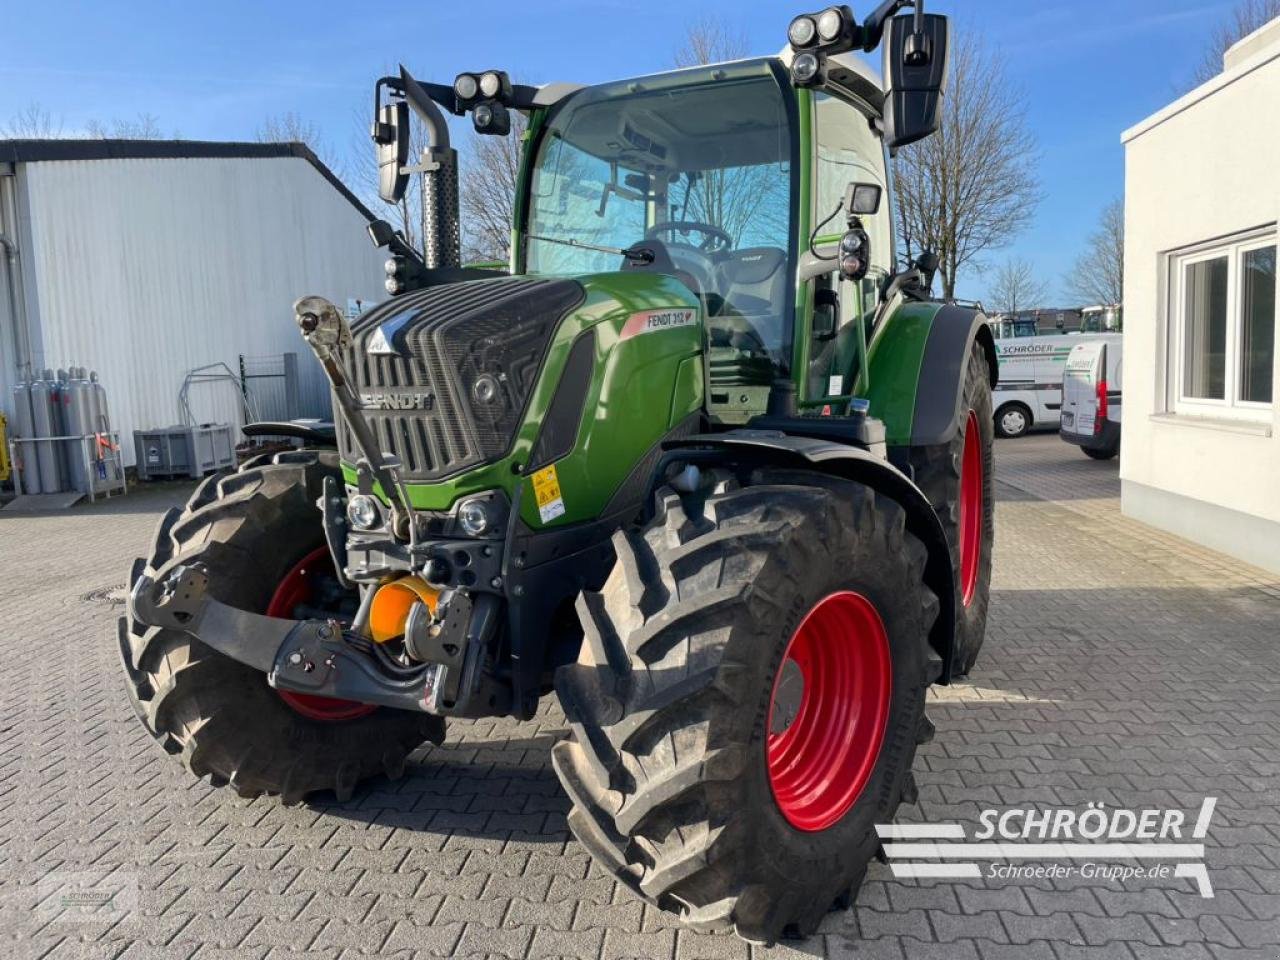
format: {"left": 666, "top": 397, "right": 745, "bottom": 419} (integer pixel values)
{"left": 118, "top": 2, "right": 998, "bottom": 944}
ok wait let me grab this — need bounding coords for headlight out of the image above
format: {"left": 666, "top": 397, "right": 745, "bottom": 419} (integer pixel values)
{"left": 817, "top": 8, "right": 845, "bottom": 42}
{"left": 454, "top": 73, "right": 478, "bottom": 101}
{"left": 458, "top": 499, "right": 491, "bottom": 537}
{"left": 788, "top": 15, "right": 817, "bottom": 47}
{"left": 347, "top": 494, "right": 380, "bottom": 531}
{"left": 479, "top": 71, "right": 502, "bottom": 98}
{"left": 474, "top": 103, "right": 494, "bottom": 128}
{"left": 791, "top": 52, "right": 821, "bottom": 85}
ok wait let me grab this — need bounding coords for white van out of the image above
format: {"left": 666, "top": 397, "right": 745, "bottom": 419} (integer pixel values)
{"left": 989, "top": 318, "right": 1122, "bottom": 438}
{"left": 1060, "top": 339, "right": 1122, "bottom": 460}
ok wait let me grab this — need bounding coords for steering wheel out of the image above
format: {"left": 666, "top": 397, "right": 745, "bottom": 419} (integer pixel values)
{"left": 646, "top": 221, "right": 732, "bottom": 253}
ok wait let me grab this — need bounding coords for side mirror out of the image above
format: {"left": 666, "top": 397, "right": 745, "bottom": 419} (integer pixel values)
{"left": 844, "top": 182, "right": 883, "bottom": 217}
{"left": 372, "top": 100, "right": 410, "bottom": 204}
{"left": 883, "top": 13, "right": 949, "bottom": 150}
{"left": 814, "top": 286, "right": 839, "bottom": 341}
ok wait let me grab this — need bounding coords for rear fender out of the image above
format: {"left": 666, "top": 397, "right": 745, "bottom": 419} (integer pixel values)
{"left": 862, "top": 301, "right": 998, "bottom": 447}
{"left": 664, "top": 431, "right": 957, "bottom": 682}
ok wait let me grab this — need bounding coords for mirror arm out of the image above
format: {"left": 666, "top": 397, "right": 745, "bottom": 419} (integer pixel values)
{"left": 398, "top": 65, "right": 452, "bottom": 151}
{"left": 859, "top": 0, "right": 916, "bottom": 52}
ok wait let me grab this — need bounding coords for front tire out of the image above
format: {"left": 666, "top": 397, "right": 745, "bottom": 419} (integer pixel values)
{"left": 553, "top": 471, "right": 939, "bottom": 944}
{"left": 117, "top": 451, "right": 442, "bottom": 801}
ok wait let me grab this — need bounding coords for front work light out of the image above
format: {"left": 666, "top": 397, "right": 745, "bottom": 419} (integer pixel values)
{"left": 791, "top": 52, "right": 821, "bottom": 86}
{"left": 479, "top": 71, "right": 503, "bottom": 98}
{"left": 787, "top": 5, "right": 858, "bottom": 68}
{"left": 472, "top": 100, "right": 511, "bottom": 136}
{"left": 817, "top": 7, "right": 846, "bottom": 42}
{"left": 788, "top": 15, "right": 818, "bottom": 47}
{"left": 454, "top": 73, "right": 479, "bottom": 103}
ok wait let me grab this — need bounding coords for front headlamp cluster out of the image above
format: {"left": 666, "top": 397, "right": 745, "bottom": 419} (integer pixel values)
{"left": 453, "top": 70, "right": 513, "bottom": 136}
{"left": 787, "top": 5, "right": 858, "bottom": 86}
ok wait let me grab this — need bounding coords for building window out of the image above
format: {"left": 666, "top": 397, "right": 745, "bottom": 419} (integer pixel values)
{"left": 1171, "top": 230, "right": 1276, "bottom": 417}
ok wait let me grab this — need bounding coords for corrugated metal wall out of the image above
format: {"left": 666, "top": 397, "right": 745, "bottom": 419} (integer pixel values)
{"left": 15, "top": 155, "right": 387, "bottom": 467}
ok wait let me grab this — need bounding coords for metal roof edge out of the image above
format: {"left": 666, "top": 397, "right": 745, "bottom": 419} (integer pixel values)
{"left": 0, "top": 138, "right": 379, "bottom": 223}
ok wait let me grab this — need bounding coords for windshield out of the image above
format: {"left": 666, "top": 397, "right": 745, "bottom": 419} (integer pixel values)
{"left": 525, "top": 64, "right": 796, "bottom": 370}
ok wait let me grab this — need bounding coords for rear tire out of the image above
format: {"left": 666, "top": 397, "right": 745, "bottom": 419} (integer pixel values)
{"left": 911, "top": 342, "right": 995, "bottom": 677}
{"left": 117, "top": 451, "right": 442, "bottom": 801}
{"left": 553, "top": 470, "right": 940, "bottom": 944}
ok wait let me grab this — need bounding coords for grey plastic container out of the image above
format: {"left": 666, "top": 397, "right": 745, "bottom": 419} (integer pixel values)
{"left": 134, "top": 424, "right": 236, "bottom": 480}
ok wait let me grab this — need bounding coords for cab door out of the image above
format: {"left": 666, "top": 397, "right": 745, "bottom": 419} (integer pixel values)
{"left": 800, "top": 90, "right": 893, "bottom": 409}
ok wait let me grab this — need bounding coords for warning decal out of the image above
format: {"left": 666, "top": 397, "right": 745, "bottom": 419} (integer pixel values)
{"left": 531, "top": 464, "right": 566, "bottom": 524}
{"left": 620, "top": 308, "right": 699, "bottom": 340}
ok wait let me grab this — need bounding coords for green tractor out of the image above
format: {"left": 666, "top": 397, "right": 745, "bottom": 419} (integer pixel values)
{"left": 120, "top": 1, "right": 996, "bottom": 944}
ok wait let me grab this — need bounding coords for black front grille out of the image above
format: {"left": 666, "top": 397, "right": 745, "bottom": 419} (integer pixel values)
{"left": 339, "top": 277, "right": 585, "bottom": 483}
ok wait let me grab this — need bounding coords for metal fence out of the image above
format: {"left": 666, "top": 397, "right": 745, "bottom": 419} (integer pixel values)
{"left": 238, "top": 353, "right": 301, "bottom": 423}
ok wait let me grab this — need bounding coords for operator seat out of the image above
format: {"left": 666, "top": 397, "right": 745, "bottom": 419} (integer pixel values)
{"left": 714, "top": 247, "right": 789, "bottom": 350}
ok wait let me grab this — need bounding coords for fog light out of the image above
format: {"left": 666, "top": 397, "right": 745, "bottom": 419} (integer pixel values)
{"left": 458, "top": 499, "right": 491, "bottom": 537}
{"left": 347, "top": 494, "right": 380, "bottom": 531}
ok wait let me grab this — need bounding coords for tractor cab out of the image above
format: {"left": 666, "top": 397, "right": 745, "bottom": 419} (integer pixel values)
{"left": 519, "top": 55, "right": 898, "bottom": 423}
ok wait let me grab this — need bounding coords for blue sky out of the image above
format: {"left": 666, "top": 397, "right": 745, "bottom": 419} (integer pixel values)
{"left": 0, "top": 0, "right": 1236, "bottom": 303}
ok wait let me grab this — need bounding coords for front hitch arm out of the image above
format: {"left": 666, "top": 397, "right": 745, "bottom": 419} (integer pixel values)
{"left": 129, "top": 564, "right": 436, "bottom": 713}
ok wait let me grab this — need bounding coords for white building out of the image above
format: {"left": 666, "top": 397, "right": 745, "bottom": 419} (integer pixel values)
{"left": 0, "top": 140, "right": 388, "bottom": 469}
{"left": 1121, "top": 19, "right": 1280, "bottom": 573}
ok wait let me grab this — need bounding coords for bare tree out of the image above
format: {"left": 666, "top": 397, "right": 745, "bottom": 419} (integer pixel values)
{"left": 259, "top": 111, "right": 345, "bottom": 177}
{"left": 673, "top": 16, "right": 749, "bottom": 68}
{"left": 893, "top": 33, "right": 1041, "bottom": 300}
{"left": 669, "top": 18, "right": 791, "bottom": 247}
{"left": 1063, "top": 198, "right": 1124, "bottom": 307}
{"left": 86, "top": 113, "right": 171, "bottom": 139}
{"left": 460, "top": 112, "right": 528, "bottom": 263}
{"left": 1193, "top": 0, "right": 1280, "bottom": 84}
{"left": 3, "top": 103, "right": 64, "bottom": 139}
{"left": 988, "top": 257, "right": 1049, "bottom": 315}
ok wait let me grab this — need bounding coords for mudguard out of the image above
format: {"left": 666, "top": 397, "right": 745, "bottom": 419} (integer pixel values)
{"left": 664, "top": 431, "right": 958, "bottom": 682}
{"left": 861, "top": 301, "right": 998, "bottom": 448}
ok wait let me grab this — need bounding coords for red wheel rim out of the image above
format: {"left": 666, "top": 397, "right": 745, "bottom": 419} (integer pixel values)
{"left": 266, "top": 546, "right": 377, "bottom": 722}
{"left": 766, "top": 591, "right": 892, "bottom": 832}
{"left": 958, "top": 410, "right": 983, "bottom": 608}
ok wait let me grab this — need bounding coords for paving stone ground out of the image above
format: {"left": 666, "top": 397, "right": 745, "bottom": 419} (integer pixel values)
{"left": 1, "top": 435, "right": 1278, "bottom": 960}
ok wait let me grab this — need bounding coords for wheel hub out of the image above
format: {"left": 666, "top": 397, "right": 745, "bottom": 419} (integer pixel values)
{"left": 766, "top": 591, "right": 892, "bottom": 833}
{"left": 266, "top": 546, "right": 377, "bottom": 723}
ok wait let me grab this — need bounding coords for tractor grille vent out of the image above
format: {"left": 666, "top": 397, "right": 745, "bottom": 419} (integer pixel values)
{"left": 340, "top": 276, "right": 585, "bottom": 483}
